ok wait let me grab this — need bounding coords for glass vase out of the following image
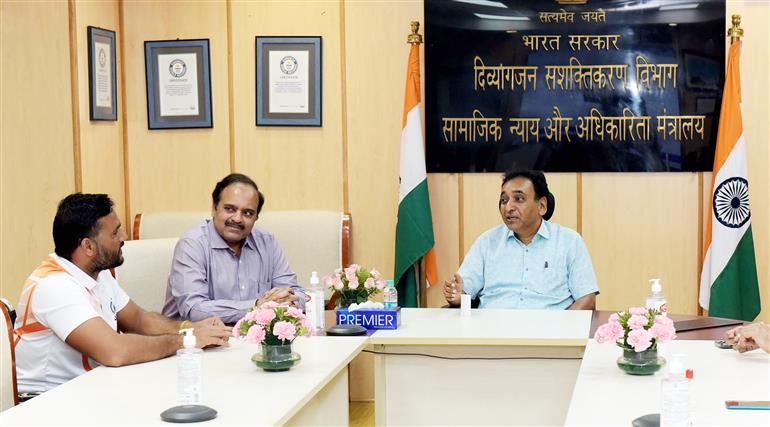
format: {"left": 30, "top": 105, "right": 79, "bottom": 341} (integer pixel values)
{"left": 616, "top": 347, "right": 666, "bottom": 375}
{"left": 251, "top": 342, "right": 301, "bottom": 372}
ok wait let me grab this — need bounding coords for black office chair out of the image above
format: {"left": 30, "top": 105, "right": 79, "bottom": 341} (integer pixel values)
{"left": 543, "top": 192, "right": 555, "bottom": 221}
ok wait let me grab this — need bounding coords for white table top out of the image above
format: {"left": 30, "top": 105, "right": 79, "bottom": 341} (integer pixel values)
{"left": 0, "top": 336, "right": 368, "bottom": 426}
{"left": 369, "top": 308, "right": 592, "bottom": 346}
{"left": 565, "top": 340, "right": 770, "bottom": 426}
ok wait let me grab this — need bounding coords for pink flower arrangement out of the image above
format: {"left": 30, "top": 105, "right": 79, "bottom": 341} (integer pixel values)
{"left": 595, "top": 307, "right": 676, "bottom": 352}
{"left": 233, "top": 304, "right": 311, "bottom": 345}
{"left": 323, "top": 264, "right": 386, "bottom": 308}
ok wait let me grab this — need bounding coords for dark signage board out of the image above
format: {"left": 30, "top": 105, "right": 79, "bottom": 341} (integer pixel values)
{"left": 425, "top": 0, "right": 725, "bottom": 172}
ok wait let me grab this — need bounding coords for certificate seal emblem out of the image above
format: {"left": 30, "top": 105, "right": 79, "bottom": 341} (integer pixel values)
{"left": 98, "top": 48, "right": 106, "bottom": 68}
{"left": 280, "top": 56, "right": 298, "bottom": 75}
{"left": 713, "top": 176, "right": 751, "bottom": 228}
{"left": 169, "top": 59, "right": 187, "bottom": 78}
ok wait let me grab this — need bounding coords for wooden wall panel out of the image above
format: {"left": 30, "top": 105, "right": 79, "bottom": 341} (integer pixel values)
{"left": 461, "top": 174, "right": 503, "bottom": 255}
{"left": 121, "top": 2, "right": 231, "bottom": 220}
{"left": 727, "top": 1, "right": 770, "bottom": 322}
{"left": 545, "top": 173, "right": 579, "bottom": 232}
{"left": 0, "top": 2, "right": 76, "bottom": 302}
{"left": 344, "top": 1, "right": 423, "bottom": 279}
{"left": 230, "top": 1, "right": 343, "bottom": 212}
{"left": 74, "top": 1, "right": 126, "bottom": 229}
{"left": 426, "top": 174, "right": 459, "bottom": 307}
{"left": 582, "top": 173, "right": 700, "bottom": 314}
{"left": 1, "top": 0, "right": 768, "bottom": 324}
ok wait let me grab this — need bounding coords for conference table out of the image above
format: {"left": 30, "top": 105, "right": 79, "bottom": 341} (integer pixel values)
{"left": 367, "top": 308, "right": 763, "bottom": 426}
{"left": 565, "top": 339, "right": 770, "bottom": 426}
{"left": 0, "top": 336, "right": 368, "bottom": 426}
{"left": 369, "top": 308, "right": 592, "bottom": 426}
{"left": 2, "top": 309, "right": 766, "bottom": 426}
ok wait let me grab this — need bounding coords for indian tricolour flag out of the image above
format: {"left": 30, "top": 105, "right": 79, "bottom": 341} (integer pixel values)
{"left": 699, "top": 41, "right": 760, "bottom": 321}
{"left": 394, "top": 43, "right": 438, "bottom": 308}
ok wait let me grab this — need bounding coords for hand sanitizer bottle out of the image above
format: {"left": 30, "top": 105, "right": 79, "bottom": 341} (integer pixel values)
{"left": 383, "top": 279, "right": 398, "bottom": 309}
{"left": 178, "top": 328, "right": 202, "bottom": 405}
{"left": 306, "top": 271, "right": 325, "bottom": 335}
{"left": 661, "top": 354, "right": 693, "bottom": 426}
{"left": 646, "top": 278, "right": 668, "bottom": 315}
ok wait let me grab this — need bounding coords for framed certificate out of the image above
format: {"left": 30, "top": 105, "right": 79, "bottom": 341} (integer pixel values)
{"left": 87, "top": 26, "right": 117, "bottom": 121}
{"left": 256, "top": 36, "right": 322, "bottom": 126}
{"left": 144, "top": 39, "right": 212, "bottom": 129}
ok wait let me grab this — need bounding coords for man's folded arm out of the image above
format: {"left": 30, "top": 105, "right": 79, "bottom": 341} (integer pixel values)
{"left": 118, "top": 300, "right": 183, "bottom": 335}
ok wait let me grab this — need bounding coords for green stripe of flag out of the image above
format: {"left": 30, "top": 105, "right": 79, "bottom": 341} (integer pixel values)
{"left": 709, "top": 225, "right": 761, "bottom": 321}
{"left": 394, "top": 179, "right": 435, "bottom": 307}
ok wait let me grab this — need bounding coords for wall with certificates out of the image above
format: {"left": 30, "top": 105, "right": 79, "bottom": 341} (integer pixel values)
{"left": 4, "top": 1, "right": 770, "bottom": 331}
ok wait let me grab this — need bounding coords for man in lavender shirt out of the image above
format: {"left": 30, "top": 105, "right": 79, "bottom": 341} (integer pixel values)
{"left": 162, "top": 174, "right": 305, "bottom": 324}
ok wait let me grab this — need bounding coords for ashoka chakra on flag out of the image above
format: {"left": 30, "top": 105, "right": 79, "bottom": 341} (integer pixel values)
{"left": 713, "top": 177, "right": 750, "bottom": 228}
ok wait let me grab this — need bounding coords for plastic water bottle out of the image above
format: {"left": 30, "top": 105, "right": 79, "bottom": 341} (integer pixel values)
{"left": 661, "top": 354, "right": 693, "bottom": 426}
{"left": 383, "top": 279, "right": 398, "bottom": 309}
{"left": 306, "top": 271, "right": 325, "bottom": 335}
{"left": 177, "top": 328, "right": 202, "bottom": 405}
{"left": 646, "top": 278, "right": 668, "bottom": 315}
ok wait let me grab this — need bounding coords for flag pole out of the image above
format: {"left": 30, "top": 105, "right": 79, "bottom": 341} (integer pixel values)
{"left": 728, "top": 14, "right": 743, "bottom": 45}
{"left": 408, "top": 21, "right": 423, "bottom": 45}
{"left": 700, "top": 14, "right": 743, "bottom": 317}
{"left": 407, "top": 21, "right": 428, "bottom": 308}
{"left": 697, "top": 14, "right": 743, "bottom": 316}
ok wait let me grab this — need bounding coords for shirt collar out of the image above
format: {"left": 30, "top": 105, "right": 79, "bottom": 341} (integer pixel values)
{"left": 506, "top": 218, "right": 551, "bottom": 242}
{"left": 206, "top": 219, "right": 256, "bottom": 251}
{"left": 51, "top": 253, "right": 99, "bottom": 290}
{"left": 536, "top": 219, "right": 551, "bottom": 240}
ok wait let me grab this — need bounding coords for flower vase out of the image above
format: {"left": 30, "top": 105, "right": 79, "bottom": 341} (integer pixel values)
{"left": 337, "top": 297, "right": 355, "bottom": 310}
{"left": 251, "top": 342, "right": 301, "bottom": 372}
{"left": 616, "top": 347, "right": 666, "bottom": 375}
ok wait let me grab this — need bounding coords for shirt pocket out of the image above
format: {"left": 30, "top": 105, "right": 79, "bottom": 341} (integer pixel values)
{"left": 530, "top": 263, "right": 570, "bottom": 299}
{"left": 258, "top": 277, "right": 274, "bottom": 296}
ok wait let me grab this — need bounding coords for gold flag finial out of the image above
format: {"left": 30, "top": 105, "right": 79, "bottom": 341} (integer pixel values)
{"left": 408, "top": 21, "right": 423, "bottom": 45}
{"left": 728, "top": 14, "right": 743, "bottom": 44}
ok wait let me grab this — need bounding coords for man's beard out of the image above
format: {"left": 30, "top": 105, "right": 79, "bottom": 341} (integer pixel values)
{"left": 92, "top": 243, "right": 124, "bottom": 273}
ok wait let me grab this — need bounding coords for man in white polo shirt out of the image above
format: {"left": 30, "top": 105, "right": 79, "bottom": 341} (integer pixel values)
{"left": 13, "top": 193, "right": 232, "bottom": 396}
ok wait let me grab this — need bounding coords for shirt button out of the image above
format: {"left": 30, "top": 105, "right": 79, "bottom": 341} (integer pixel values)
{"left": 525, "top": 268, "right": 528, "bottom": 271}
{"left": 240, "top": 285, "right": 245, "bottom": 290}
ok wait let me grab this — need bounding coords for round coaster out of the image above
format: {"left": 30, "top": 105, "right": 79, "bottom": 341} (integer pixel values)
{"left": 160, "top": 404, "right": 217, "bottom": 423}
{"left": 325, "top": 324, "right": 367, "bottom": 336}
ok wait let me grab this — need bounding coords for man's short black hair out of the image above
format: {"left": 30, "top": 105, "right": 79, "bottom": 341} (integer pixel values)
{"left": 53, "top": 193, "right": 114, "bottom": 260}
{"left": 211, "top": 173, "right": 265, "bottom": 214}
{"left": 501, "top": 170, "right": 550, "bottom": 200}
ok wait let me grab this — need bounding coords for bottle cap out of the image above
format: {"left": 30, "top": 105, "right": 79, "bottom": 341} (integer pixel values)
{"left": 649, "top": 278, "right": 662, "bottom": 293}
{"left": 685, "top": 369, "right": 694, "bottom": 379}
{"left": 668, "top": 353, "right": 685, "bottom": 375}
{"left": 386, "top": 279, "right": 395, "bottom": 287}
{"left": 310, "top": 271, "right": 319, "bottom": 285}
{"left": 180, "top": 328, "right": 196, "bottom": 348}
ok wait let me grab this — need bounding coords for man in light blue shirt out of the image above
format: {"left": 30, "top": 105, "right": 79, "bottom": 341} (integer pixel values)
{"left": 444, "top": 170, "right": 599, "bottom": 310}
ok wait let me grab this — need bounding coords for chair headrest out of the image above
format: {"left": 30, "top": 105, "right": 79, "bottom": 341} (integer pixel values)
{"left": 544, "top": 192, "right": 556, "bottom": 221}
